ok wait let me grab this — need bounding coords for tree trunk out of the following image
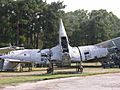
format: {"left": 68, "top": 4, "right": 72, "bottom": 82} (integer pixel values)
{"left": 16, "top": 20, "right": 19, "bottom": 46}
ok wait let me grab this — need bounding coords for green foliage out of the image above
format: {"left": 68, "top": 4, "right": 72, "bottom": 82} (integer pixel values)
{"left": 63, "top": 9, "right": 89, "bottom": 46}
{"left": 63, "top": 9, "right": 120, "bottom": 46}
{"left": 86, "top": 10, "right": 120, "bottom": 44}
{"left": 0, "top": 0, "right": 65, "bottom": 48}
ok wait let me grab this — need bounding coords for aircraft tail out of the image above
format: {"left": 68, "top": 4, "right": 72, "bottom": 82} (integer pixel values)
{"left": 59, "top": 19, "right": 69, "bottom": 53}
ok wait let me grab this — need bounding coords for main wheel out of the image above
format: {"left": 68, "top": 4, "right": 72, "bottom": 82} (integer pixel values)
{"left": 79, "top": 66, "right": 83, "bottom": 73}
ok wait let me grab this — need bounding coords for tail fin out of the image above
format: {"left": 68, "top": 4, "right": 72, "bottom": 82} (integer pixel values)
{"left": 59, "top": 19, "right": 69, "bottom": 53}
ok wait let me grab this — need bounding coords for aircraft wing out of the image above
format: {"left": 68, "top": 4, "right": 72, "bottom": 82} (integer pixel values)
{"left": 4, "top": 59, "right": 32, "bottom": 63}
{"left": 0, "top": 46, "right": 15, "bottom": 55}
{"left": 0, "top": 47, "right": 11, "bottom": 50}
{"left": 95, "top": 37, "right": 120, "bottom": 50}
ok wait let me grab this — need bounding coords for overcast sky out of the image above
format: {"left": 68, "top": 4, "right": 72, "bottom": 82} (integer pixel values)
{"left": 46, "top": 0, "right": 120, "bottom": 18}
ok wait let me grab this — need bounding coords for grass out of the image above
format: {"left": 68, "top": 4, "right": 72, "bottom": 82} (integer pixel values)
{"left": 1, "top": 67, "right": 120, "bottom": 86}
{"left": 0, "top": 73, "right": 97, "bottom": 85}
{"left": 0, "top": 74, "right": 79, "bottom": 85}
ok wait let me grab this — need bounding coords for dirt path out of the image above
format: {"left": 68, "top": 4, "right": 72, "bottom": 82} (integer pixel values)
{"left": 2, "top": 73, "right": 120, "bottom": 90}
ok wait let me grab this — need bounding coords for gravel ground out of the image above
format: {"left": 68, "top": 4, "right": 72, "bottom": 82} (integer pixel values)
{"left": 2, "top": 73, "right": 120, "bottom": 90}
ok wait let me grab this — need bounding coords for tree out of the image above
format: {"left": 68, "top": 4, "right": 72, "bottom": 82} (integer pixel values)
{"left": 86, "top": 9, "right": 120, "bottom": 44}
{"left": 63, "top": 9, "right": 89, "bottom": 46}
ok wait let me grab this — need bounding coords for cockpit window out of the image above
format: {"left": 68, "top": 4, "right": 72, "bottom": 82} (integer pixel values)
{"left": 84, "top": 52, "right": 89, "bottom": 55}
{"left": 61, "top": 37, "right": 69, "bottom": 53}
{"left": 61, "top": 37, "right": 67, "bottom": 48}
{"left": 37, "top": 50, "right": 41, "bottom": 53}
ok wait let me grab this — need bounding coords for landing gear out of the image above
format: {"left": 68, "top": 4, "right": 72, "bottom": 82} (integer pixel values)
{"left": 19, "top": 63, "right": 32, "bottom": 72}
{"left": 47, "top": 61, "right": 54, "bottom": 74}
{"left": 47, "top": 61, "right": 83, "bottom": 74}
{"left": 76, "top": 62, "right": 83, "bottom": 73}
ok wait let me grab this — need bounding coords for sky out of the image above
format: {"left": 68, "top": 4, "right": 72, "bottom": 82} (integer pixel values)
{"left": 46, "top": 0, "right": 120, "bottom": 18}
